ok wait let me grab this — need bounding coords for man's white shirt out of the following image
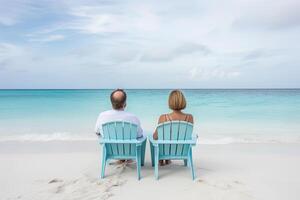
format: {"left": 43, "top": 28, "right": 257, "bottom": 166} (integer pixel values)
{"left": 95, "top": 109, "right": 143, "bottom": 138}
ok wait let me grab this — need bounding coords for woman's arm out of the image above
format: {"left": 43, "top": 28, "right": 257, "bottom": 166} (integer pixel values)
{"left": 188, "top": 114, "right": 194, "bottom": 124}
{"left": 153, "top": 114, "right": 166, "bottom": 139}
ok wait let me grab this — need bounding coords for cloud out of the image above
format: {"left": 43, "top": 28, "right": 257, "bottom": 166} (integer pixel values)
{"left": 173, "top": 43, "right": 211, "bottom": 56}
{"left": 0, "top": 59, "right": 11, "bottom": 70}
{"left": 51, "top": 4, "right": 161, "bottom": 35}
{"left": 0, "top": 42, "right": 35, "bottom": 75}
{"left": 140, "top": 43, "right": 211, "bottom": 62}
{"left": 0, "top": 16, "right": 17, "bottom": 26}
{"left": 242, "top": 50, "right": 265, "bottom": 61}
{"left": 67, "top": 6, "right": 121, "bottom": 34}
{"left": 189, "top": 66, "right": 240, "bottom": 80}
{"left": 0, "top": 2, "right": 21, "bottom": 26}
{"left": 0, "top": 0, "right": 300, "bottom": 88}
{"left": 232, "top": 0, "right": 300, "bottom": 30}
{"left": 0, "top": 63, "right": 7, "bottom": 71}
{"left": 0, "top": 0, "right": 43, "bottom": 26}
{"left": 0, "top": 43, "right": 23, "bottom": 61}
{"left": 241, "top": 49, "right": 282, "bottom": 62}
{"left": 28, "top": 34, "right": 65, "bottom": 42}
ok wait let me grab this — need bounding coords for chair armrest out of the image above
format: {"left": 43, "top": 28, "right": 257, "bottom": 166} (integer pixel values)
{"left": 99, "top": 136, "right": 147, "bottom": 145}
{"left": 147, "top": 134, "right": 197, "bottom": 146}
{"left": 152, "top": 140, "right": 197, "bottom": 145}
{"left": 136, "top": 136, "right": 147, "bottom": 146}
{"left": 147, "top": 134, "right": 158, "bottom": 146}
{"left": 191, "top": 135, "right": 198, "bottom": 145}
{"left": 99, "top": 136, "right": 104, "bottom": 144}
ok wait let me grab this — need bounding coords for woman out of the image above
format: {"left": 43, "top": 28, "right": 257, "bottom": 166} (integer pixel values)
{"left": 153, "top": 89, "right": 194, "bottom": 166}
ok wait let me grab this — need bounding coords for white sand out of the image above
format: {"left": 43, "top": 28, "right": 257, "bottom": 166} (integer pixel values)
{"left": 0, "top": 141, "right": 300, "bottom": 200}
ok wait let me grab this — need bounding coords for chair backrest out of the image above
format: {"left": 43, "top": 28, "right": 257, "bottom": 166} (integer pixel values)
{"left": 102, "top": 121, "right": 138, "bottom": 156}
{"left": 157, "top": 121, "right": 193, "bottom": 156}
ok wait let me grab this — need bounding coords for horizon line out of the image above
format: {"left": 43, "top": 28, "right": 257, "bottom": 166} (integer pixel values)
{"left": 1, "top": 88, "right": 300, "bottom": 90}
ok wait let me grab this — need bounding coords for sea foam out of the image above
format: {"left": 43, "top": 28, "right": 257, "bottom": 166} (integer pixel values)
{"left": 1, "top": 132, "right": 299, "bottom": 144}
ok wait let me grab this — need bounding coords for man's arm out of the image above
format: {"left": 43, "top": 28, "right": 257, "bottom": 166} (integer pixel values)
{"left": 135, "top": 118, "right": 144, "bottom": 138}
{"left": 94, "top": 114, "right": 102, "bottom": 136}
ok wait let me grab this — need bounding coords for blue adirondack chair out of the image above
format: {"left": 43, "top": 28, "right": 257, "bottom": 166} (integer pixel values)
{"left": 148, "top": 121, "right": 197, "bottom": 180}
{"left": 99, "top": 121, "right": 147, "bottom": 180}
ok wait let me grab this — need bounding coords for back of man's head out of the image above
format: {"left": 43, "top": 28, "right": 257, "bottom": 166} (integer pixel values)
{"left": 110, "top": 89, "right": 127, "bottom": 110}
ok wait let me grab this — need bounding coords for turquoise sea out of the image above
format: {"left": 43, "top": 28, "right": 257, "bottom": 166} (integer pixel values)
{"left": 0, "top": 89, "right": 300, "bottom": 144}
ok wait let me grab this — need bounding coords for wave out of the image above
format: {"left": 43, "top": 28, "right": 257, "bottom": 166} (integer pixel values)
{"left": 199, "top": 136, "right": 300, "bottom": 144}
{"left": 1, "top": 132, "right": 300, "bottom": 144}
{"left": 0, "top": 132, "right": 96, "bottom": 142}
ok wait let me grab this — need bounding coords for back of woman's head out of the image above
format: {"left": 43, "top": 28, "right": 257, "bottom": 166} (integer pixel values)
{"left": 168, "top": 90, "right": 186, "bottom": 111}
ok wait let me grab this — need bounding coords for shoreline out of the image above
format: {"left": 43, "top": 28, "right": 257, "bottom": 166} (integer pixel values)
{"left": 1, "top": 134, "right": 300, "bottom": 145}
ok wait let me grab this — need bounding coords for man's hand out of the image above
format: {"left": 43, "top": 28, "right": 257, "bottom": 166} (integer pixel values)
{"left": 95, "top": 132, "right": 101, "bottom": 136}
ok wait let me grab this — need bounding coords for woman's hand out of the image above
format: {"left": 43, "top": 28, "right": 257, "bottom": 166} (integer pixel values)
{"left": 153, "top": 131, "right": 158, "bottom": 140}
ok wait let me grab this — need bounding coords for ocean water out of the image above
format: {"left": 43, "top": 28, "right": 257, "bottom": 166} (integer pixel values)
{"left": 0, "top": 89, "right": 300, "bottom": 144}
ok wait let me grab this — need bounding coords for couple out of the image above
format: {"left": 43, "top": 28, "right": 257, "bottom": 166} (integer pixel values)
{"left": 95, "top": 89, "right": 194, "bottom": 166}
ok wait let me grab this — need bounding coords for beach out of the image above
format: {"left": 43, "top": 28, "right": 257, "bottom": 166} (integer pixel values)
{"left": 1, "top": 140, "right": 300, "bottom": 200}
{"left": 1, "top": 0, "right": 300, "bottom": 198}
{"left": 1, "top": 89, "right": 300, "bottom": 199}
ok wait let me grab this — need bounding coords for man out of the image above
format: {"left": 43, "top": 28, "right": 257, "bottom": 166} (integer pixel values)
{"left": 95, "top": 89, "right": 143, "bottom": 138}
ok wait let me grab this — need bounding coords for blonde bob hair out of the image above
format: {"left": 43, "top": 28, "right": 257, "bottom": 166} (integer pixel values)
{"left": 168, "top": 90, "right": 186, "bottom": 111}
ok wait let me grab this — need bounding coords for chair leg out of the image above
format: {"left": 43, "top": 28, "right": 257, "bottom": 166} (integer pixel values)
{"left": 150, "top": 142, "right": 154, "bottom": 167}
{"left": 136, "top": 146, "right": 141, "bottom": 180}
{"left": 184, "top": 159, "right": 187, "bottom": 166}
{"left": 101, "top": 145, "right": 107, "bottom": 179}
{"left": 188, "top": 149, "right": 195, "bottom": 180}
{"left": 154, "top": 146, "right": 159, "bottom": 180}
{"left": 141, "top": 140, "right": 146, "bottom": 166}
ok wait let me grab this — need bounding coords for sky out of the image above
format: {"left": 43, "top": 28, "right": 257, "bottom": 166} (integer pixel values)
{"left": 0, "top": 0, "right": 300, "bottom": 89}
